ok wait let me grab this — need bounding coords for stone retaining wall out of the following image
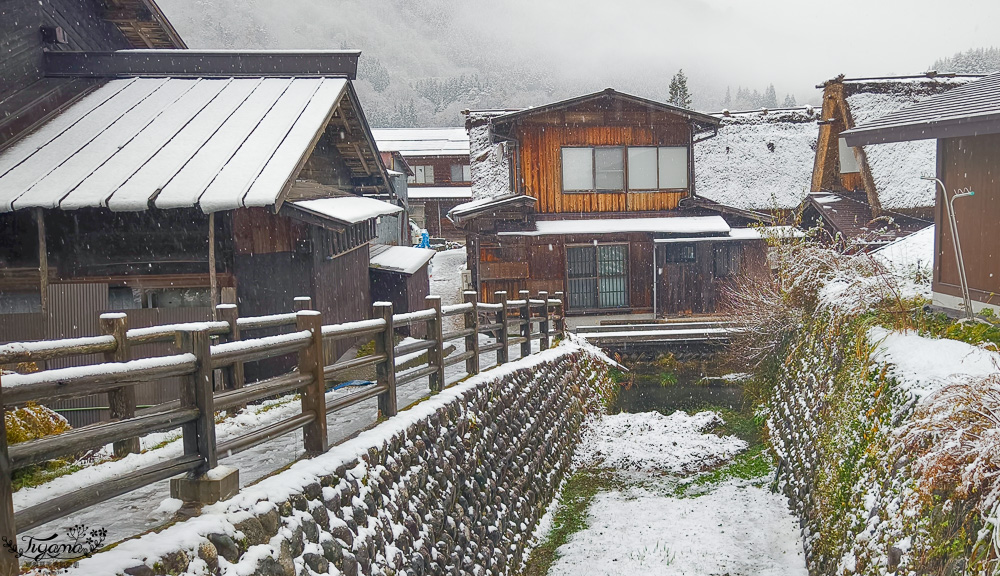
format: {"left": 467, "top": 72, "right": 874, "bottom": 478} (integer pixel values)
{"left": 72, "top": 342, "right": 612, "bottom": 576}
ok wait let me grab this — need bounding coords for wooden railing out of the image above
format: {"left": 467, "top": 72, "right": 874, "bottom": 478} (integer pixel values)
{"left": 0, "top": 289, "right": 564, "bottom": 572}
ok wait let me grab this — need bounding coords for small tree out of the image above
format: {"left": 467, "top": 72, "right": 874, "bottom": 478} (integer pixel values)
{"left": 763, "top": 83, "right": 778, "bottom": 109}
{"left": 722, "top": 86, "right": 732, "bottom": 109}
{"left": 782, "top": 93, "right": 798, "bottom": 107}
{"left": 668, "top": 69, "right": 693, "bottom": 109}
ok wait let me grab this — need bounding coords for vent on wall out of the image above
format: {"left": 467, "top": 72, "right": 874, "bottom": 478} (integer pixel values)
{"left": 40, "top": 26, "right": 69, "bottom": 45}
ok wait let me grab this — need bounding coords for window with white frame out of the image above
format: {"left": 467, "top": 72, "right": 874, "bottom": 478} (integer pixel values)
{"left": 408, "top": 165, "right": 435, "bottom": 184}
{"left": 562, "top": 146, "right": 688, "bottom": 192}
{"left": 838, "top": 138, "right": 860, "bottom": 174}
{"left": 450, "top": 164, "right": 471, "bottom": 182}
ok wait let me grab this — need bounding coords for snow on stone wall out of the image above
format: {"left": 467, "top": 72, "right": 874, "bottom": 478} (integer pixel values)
{"left": 70, "top": 343, "right": 612, "bottom": 576}
{"left": 468, "top": 112, "right": 513, "bottom": 201}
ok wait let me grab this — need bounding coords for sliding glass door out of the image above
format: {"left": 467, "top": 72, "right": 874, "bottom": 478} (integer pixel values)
{"left": 566, "top": 244, "right": 629, "bottom": 311}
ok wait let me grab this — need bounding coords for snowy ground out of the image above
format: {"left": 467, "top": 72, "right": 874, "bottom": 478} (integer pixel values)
{"left": 15, "top": 248, "right": 535, "bottom": 549}
{"left": 546, "top": 411, "right": 807, "bottom": 576}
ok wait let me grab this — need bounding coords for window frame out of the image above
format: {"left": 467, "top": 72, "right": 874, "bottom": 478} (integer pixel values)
{"left": 561, "top": 145, "right": 690, "bottom": 194}
{"left": 564, "top": 242, "right": 631, "bottom": 311}
{"left": 666, "top": 243, "right": 696, "bottom": 263}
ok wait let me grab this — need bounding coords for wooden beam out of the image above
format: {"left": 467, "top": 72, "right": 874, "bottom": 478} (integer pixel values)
{"left": 352, "top": 143, "right": 371, "bottom": 175}
{"left": 208, "top": 212, "right": 217, "bottom": 320}
{"left": 35, "top": 208, "right": 48, "bottom": 318}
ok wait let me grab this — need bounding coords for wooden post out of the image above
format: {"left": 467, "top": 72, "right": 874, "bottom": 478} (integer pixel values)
{"left": 216, "top": 304, "right": 245, "bottom": 393}
{"left": 425, "top": 296, "right": 445, "bottom": 393}
{"left": 297, "top": 311, "right": 328, "bottom": 454}
{"left": 495, "top": 291, "right": 509, "bottom": 365}
{"left": 293, "top": 296, "right": 312, "bottom": 311}
{"left": 554, "top": 291, "right": 566, "bottom": 337}
{"left": 101, "top": 313, "right": 139, "bottom": 456}
{"left": 463, "top": 291, "right": 479, "bottom": 376}
{"left": 0, "top": 383, "right": 18, "bottom": 576}
{"left": 208, "top": 212, "right": 218, "bottom": 320}
{"left": 538, "top": 291, "right": 550, "bottom": 351}
{"left": 178, "top": 328, "right": 217, "bottom": 475}
{"left": 35, "top": 208, "right": 48, "bottom": 319}
{"left": 519, "top": 290, "right": 531, "bottom": 358}
{"left": 373, "top": 302, "right": 397, "bottom": 417}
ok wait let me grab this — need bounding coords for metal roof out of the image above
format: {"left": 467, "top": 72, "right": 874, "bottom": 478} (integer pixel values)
{"left": 371, "top": 127, "right": 470, "bottom": 157}
{"left": 843, "top": 71, "right": 1000, "bottom": 145}
{"left": 290, "top": 196, "right": 402, "bottom": 226}
{"left": 369, "top": 244, "right": 435, "bottom": 275}
{"left": 0, "top": 76, "right": 350, "bottom": 213}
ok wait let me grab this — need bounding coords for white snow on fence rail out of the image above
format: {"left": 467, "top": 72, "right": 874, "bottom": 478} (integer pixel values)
{"left": 2, "top": 354, "right": 197, "bottom": 388}
{"left": 320, "top": 318, "right": 386, "bottom": 338}
{"left": 0, "top": 335, "right": 116, "bottom": 359}
{"left": 127, "top": 321, "right": 231, "bottom": 341}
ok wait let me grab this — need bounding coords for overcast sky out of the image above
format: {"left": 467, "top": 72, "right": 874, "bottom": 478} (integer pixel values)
{"left": 462, "top": 0, "right": 1000, "bottom": 98}
{"left": 160, "top": 0, "right": 999, "bottom": 112}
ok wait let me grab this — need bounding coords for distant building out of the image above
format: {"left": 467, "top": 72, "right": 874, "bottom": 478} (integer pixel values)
{"left": 802, "top": 73, "right": 981, "bottom": 248}
{"left": 451, "top": 90, "right": 782, "bottom": 318}
{"left": 843, "top": 71, "right": 1000, "bottom": 315}
{"left": 372, "top": 128, "right": 471, "bottom": 241}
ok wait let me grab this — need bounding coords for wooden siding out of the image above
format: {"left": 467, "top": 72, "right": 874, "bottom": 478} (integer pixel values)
{"left": 935, "top": 133, "right": 1000, "bottom": 302}
{"left": 515, "top": 122, "right": 690, "bottom": 214}
{"left": 369, "top": 265, "right": 429, "bottom": 338}
{"left": 405, "top": 154, "right": 471, "bottom": 187}
{"left": 417, "top": 199, "right": 467, "bottom": 240}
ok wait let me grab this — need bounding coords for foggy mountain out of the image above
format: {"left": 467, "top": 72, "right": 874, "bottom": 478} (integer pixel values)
{"left": 158, "top": 0, "right": 996, "bottom": 128}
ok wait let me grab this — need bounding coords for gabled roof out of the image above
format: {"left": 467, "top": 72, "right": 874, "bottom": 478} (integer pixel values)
{"left": 814, "top": 74, "right": 980, "bottom": 211}
{"left": 0, "top": 55, "right": 389, "bottom": 214}
{"left": 371, "top": 127, "right": 470, "bottom": 157}
{"left": 488, "top": 88, "right": 720, "bottom": 130}
{"left": 99, "top": 0, "right": 187, "bottom": 49}
{"left": 843, "top": 71, "right": 1000, "bottom": 145}
{"left": 695, "top": 107, "right": 819, "bottom": 212}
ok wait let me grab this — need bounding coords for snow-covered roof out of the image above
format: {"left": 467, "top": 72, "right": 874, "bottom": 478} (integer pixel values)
{"left": 371, "top": 127, "right": 470, "bottom": 157}
{"left": 653, "top": 226, "right": 803, "bottom": 243}
{"left": 368, "top": 244, "right": 435, "bottom": 275}
{"left": 498, "top": 215, "right": 731, "bottom": 237}
{"left": 0, "top": 77, "right": 351, "bottom": 213}
{"left": 840, "top": 76, "right": 978, "bottom": 210}
{"left": 407, "top": 186, "right": 472, "bottom": 200}
{"left": 291, "top": 195, "right": 401, "bottom": 225}
{"left": 694, "top": 107, "right": 818, "bottom": 211}
{"left": 843, "top": 72, "right": 1000, "bottom": 144}
{"left": 448, "top": 193, "right": 533, "bottom": 221}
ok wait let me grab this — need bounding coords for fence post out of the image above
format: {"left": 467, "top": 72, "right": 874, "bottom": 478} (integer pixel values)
{"left": 426, "top": 296, "right": 445, "bottom": 393}
{"left": 170, "top": 328, "right": 236, "bottom": 504}
{"left": 496, "top": 291, "right": 509, "bottom": 365}
{"left": 297, "top": 310, "right": 328, "bottom": 454}
{"left": 294, "top": 296, "right": 312, "bottom": 312}
{"left": 101, "top": 312, "right": 138, "bottom": 457}
{"left": 519, "top": 290, "right": 532, "bottom": 358}
{"left": 373, "top": 302, "right": 397, "bottom": 417}
{"left": 0, "top": 384, "right": 17, "bottom": 576}
{"left": 538, "top": 291, "right": 550, "bottom": 351}
{"left": 217, "top": 304, "right": 245, "bottom": 394}
{"left": 554, "top": 291, "right": 566, "bottom": 337}
{"left": 463, "top": 291, "right": 480, "bottom": 376}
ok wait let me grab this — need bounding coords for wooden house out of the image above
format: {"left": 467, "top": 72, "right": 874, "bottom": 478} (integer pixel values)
{"left": 372, "top": 128, "right": 472, "bottom": 241}
{"left": 0, "top": 1, "right": 401, "bottom": 423}
{"left": 451, "top": 90, "right": 775, "bottom": 318}
{"left": 801, "top": 73, "right": 980, "bottom": 248}
{"left": 843, "top": 71, "right": 1000, "bottom": 316}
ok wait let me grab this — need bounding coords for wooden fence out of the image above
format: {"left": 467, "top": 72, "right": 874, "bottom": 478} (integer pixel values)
{"left": 0, "top": 289, "right": 564, "bottom": 575}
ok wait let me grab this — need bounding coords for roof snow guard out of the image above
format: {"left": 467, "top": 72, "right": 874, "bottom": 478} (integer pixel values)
{"left": 0, "top": 76, "right": 355, "bottom": 213}
{"left": 843, "top": 71, "right": 1000, "bottom": 145}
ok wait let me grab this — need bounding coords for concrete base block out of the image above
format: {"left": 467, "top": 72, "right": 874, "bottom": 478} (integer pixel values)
{"left": 170, "top": 466, "right": 239, "bottom": 504}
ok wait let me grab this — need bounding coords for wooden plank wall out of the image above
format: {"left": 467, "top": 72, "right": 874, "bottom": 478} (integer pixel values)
{"left": 936, "top": 133, "right": 1000, "bottom": 301}
{"left": 514, "top": 104, "right": 691, "bottom": 214}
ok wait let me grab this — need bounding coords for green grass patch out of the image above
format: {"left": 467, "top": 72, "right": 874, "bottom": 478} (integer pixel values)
{"left": 519, "top": 469, "right": 614, "bottom": 576}
{"left": 12, "top": 460, "right": 86, "bottom": 491}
